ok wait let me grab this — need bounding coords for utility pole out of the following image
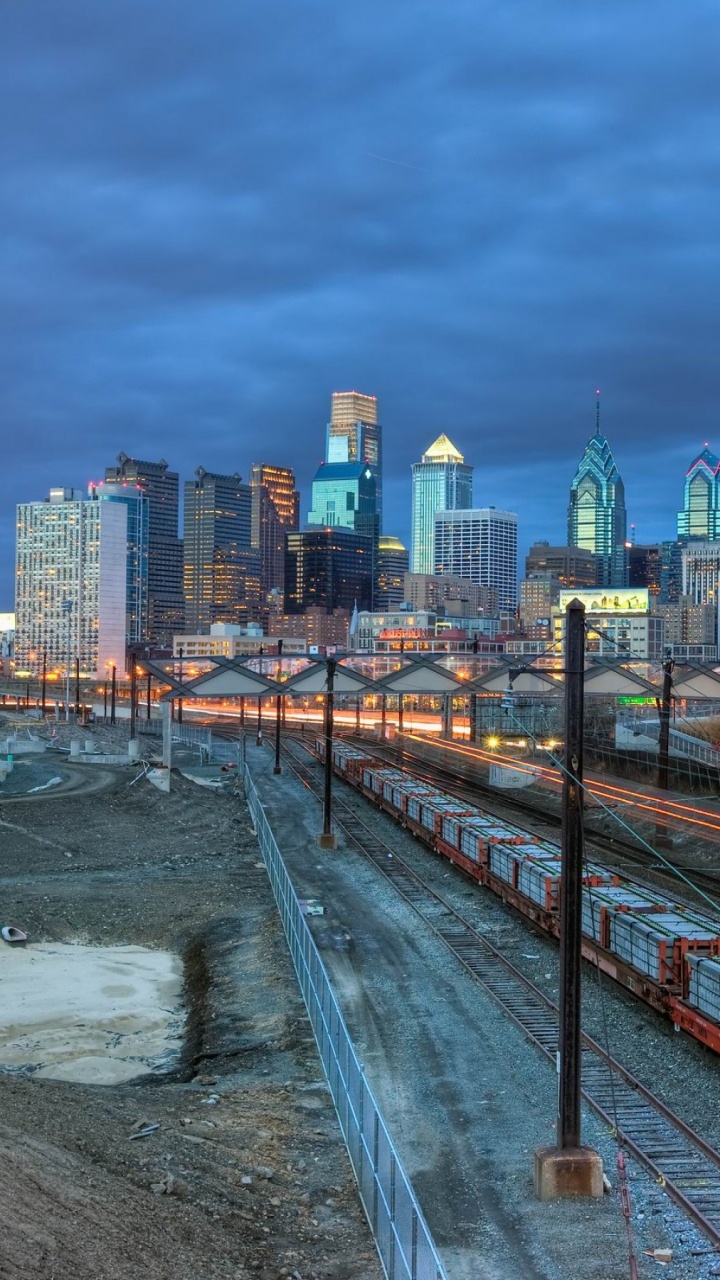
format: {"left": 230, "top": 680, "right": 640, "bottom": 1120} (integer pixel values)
{"left": 74, "top": 657, "right": 80, "bottom": 718}
{"left": 110, "top": 662, "right": 117, "bottom": 725}
{"left": 318, "top": 658, "right": 337, "bottom": 848}
{"left": 274, "top": 640, "right": 283, "bottom": 774}
{"left": 129, "top": 659, "right": 137, "bottom": 742}
{"left": 655, "top": 649, "right": 674, "bottom": 846}
{"left": 146, "top": 667, "right": 152, "bottom": 720}
{"left": 62, "top": 599, "right": 72, "bottom": 721}
{"left": 256, "top": 646, "right": 264, "bottom": 745}
{"left": 534, "top": 597, "right": 602, "bottom": 1199}
{"left": 177, "top": 646, "right": 183, "bottom": 724}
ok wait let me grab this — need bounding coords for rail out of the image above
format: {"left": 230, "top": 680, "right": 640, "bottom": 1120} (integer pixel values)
{"left": 244, "top": 765, "right": 447, "bottom": 1280}
{"left": 281, "top": 738, "right": 720, "bottom": 1249}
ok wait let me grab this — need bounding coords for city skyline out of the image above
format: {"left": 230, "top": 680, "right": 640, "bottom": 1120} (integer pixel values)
{"left": 7, "top": 416, "right": 720, "bottom": 611}
{"left": 3, "top": 3, "right": 720, "bottom": 603}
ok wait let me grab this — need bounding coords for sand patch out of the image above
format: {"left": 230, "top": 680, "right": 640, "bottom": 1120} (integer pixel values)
{"left": 0, "top": 942, "right": 184, "bottom": 1083}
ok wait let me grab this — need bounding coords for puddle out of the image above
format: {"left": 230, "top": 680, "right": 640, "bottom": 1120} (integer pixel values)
{"left": 0, "top": 942, "right": 185, "bottom": 1083}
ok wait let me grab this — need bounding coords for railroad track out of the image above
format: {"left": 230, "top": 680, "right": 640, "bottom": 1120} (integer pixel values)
{"left": 356, "top": 735, "right": 720, "bottom": 908}
{"left": 280, "top": 736, "right": 720, "bottom": 1249}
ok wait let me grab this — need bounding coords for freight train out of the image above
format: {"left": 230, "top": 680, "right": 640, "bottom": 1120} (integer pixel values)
{"left": 316, "top": 738, "right": 720, "bottom": 1056}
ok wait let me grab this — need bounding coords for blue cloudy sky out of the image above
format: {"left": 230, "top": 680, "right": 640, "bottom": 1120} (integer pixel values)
{"left": 2, "top": 0, "right": 720, "bottom": 603}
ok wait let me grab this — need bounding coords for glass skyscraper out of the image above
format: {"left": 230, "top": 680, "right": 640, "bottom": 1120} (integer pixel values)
{"left": 677, "top": 446, "right": 720, "bottom": 540}
{"left": 568, "top": 413, "right": 627, "bottom": 587}
{"left": 410, "top": 435, "right": 473, "bottom": 575}
{"left": 104, "top": 454, "right": 184, "bottom": 646}
{"left": 183, "top": 469, "right": 261, "bottom": 633}
{"left": 326, "top": 391, "right": 383, "bottom": 528}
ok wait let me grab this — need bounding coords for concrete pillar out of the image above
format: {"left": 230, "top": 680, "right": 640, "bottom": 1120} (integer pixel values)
{"left": 162, "top": 701, "right": 172, "bottom": 769}
{"left": 128, "top": 739, "right": 141, "bottom": 760}
{"left": 85, "top": 739, "right": 96, "bottom": 754}
{"left": 70, "top": 739, "right": 81, "bottom": 758}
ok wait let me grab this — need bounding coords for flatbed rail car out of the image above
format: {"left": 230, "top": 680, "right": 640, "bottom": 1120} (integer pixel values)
{"left": 317, "top": 738, "right": 720, "bottom": 1056}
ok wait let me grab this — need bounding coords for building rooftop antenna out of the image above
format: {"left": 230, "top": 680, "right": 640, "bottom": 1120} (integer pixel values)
{"left": 595, "top": 388, "right": 601, "bottom": 436}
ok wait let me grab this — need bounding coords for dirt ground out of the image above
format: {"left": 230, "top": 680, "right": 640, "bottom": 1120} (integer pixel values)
{"left": 0, "top": 746, "right": 381, "bottom": 1280}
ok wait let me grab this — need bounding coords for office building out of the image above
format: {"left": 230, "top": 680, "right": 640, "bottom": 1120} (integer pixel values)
{"left": 627, "top": 543, "right": 662, "bottom": 596}
{"left": 172, "top": 622, "right": 306, "bottom": 659}
{"left": 681, "top": 541, "right": 720, "bottom": 642}
{"left": 183, "top": 469, "right": 261, "bottom": 633}
{"left": 411, "top": 435, "right": 473, "bottom": 574}
{"left": 434, "top": 508, "right": 517, "bottom": 613}
{"left": 525, "top": 543, "right": 598, "bottom": 587}
{"left": 104, "top": 454, "right": 184, "bottom": 646}
{"left": 552, "top": 588, "right": 663, "bottom": 661}
{"left": 375, "top": 536, "right": 409, "bottom": 610}
{"left": 91, "top": 482, "right": 149, "bottom": 645}
{"left": 308, "top": 461, "right": 377, "bottom": 533}
{"left": 678, "top": 446, "right": 720, "bottom": 540}
{"left": 652, "top": 596, "right": 717, "bottom": 659}
{"left": 568, "top": 405, "right": 627, "bottom": 587}
{"left": 284, "top": 528, "right": 373, "bottom": 615}
{"left": 15, "top": 487, "right": 128, "bottom": 676}
{"left": 268, "top": 607, "right": 351, "bottom": 650}
{"left": 403, "top": 572, "right": 497, "bottom": 616}
{"left": 249, "top": 464, "right": 300, "bottom": 597}
{"left": 327, "top": 391, "right": 383, "bottom": 526}
{"left": 519, "top": 576, "right": 561, "bottom": 630}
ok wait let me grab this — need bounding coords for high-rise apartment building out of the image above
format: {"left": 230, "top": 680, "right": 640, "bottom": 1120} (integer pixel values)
{"left": 376, "top": 537, "right": 409, "bottom": 609}
{"left": 183, "top": 469, "right": 261, "bottom": 633}
{"left": 327, "top": 391, "right": 383, "bottom": 527}
{"left": 568, "top": 406, "right": 627, "bottom": 587}
{"left": 411, "top": 435, "right": 473, "bottom": 575}
{"left": 15, "top": 488, "right": 129, "bottom": 676}
{"left": 434, "top": 508, "right": 517, "bottom": 613}
{"left": 104, "top": 454, "right": 184, "bottom": 646}
{"left": 525, "top": 543, "right": 598, "bottom": 587}
{"left": 519, "top": 576, "right": 561, "bottom": 629}
{"left": 249, "top": 464, "right": 300, "bottom": 597}
{"left": 284, "top": 528, "right": 373, "bottom": 615}
{"left": 678, "top": 447, "right": 720, "bottom": 540}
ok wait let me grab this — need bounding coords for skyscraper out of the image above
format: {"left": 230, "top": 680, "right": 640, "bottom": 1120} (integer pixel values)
{"left": 284, "top": 527, "right": 374, "bottom": 615}
{"left": 104, "top": 454, "right": 184, "bottom": 646}
{"left": 183, "top": 469, "right": 260, "bottom": 633}
{"left": 249, "top": 464, "right": 300, "bottom": 597}
{"left": 326, "top": 391, "right": 383, "bottom": 527}
{"left": 376, "top": 536, "right": 409, "bottom": 609}
{"left": 308, "top": 462, "right": 377, "bottom": 532}
{"left": 567, "top": 402, "right": 627, "bottom": 587}
{"left": 410, "top": 435, "right": 473, "bottom": 575}
{"left": 91, "top": 481, "right": 150, "bottom": 645}
{"left": 434, "top": 508, "right": 518, "bottom": 613}
{"left": 15, "top": 487, "right": 129, "bottom": 676}
{"left": 677, "top": 446, "right": 720, "bottom": 540}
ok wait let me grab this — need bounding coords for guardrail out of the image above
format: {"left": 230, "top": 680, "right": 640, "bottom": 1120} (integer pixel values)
{"left": 244, "top": 766, "right": 447, "bottom": 1280}
{"left": 620, "top": 717, "right": 720, "bottom": 768}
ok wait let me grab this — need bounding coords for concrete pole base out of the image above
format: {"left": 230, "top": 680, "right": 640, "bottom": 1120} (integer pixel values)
{"left": 317, "top": 832, "right": 337, "bottom": 850}
{"left": 534, "top": 1146, "right": 604, "bottom": 1200}
{"left": 273, "top": 765, "right": 282, "bottom": 775}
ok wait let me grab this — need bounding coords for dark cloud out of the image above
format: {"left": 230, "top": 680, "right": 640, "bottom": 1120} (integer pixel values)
{"left": 2, "top": 0, "right": 720, "bottom": 598}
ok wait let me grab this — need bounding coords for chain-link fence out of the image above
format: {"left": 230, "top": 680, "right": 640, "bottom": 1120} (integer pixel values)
{"left": 244, "top": 767, "right": 447, "bottom": 1280}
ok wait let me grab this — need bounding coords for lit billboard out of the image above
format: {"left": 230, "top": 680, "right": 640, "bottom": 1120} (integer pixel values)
{"left": 557, "top": 589, "right": 649, "bottom": 615}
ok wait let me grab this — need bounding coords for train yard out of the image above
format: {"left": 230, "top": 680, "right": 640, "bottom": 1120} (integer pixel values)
{"left": 243, "top": 734, "right": 720, "bottom": 1278}
{"left": 281, "top": 735, "right": 720, "bottom": 1249}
